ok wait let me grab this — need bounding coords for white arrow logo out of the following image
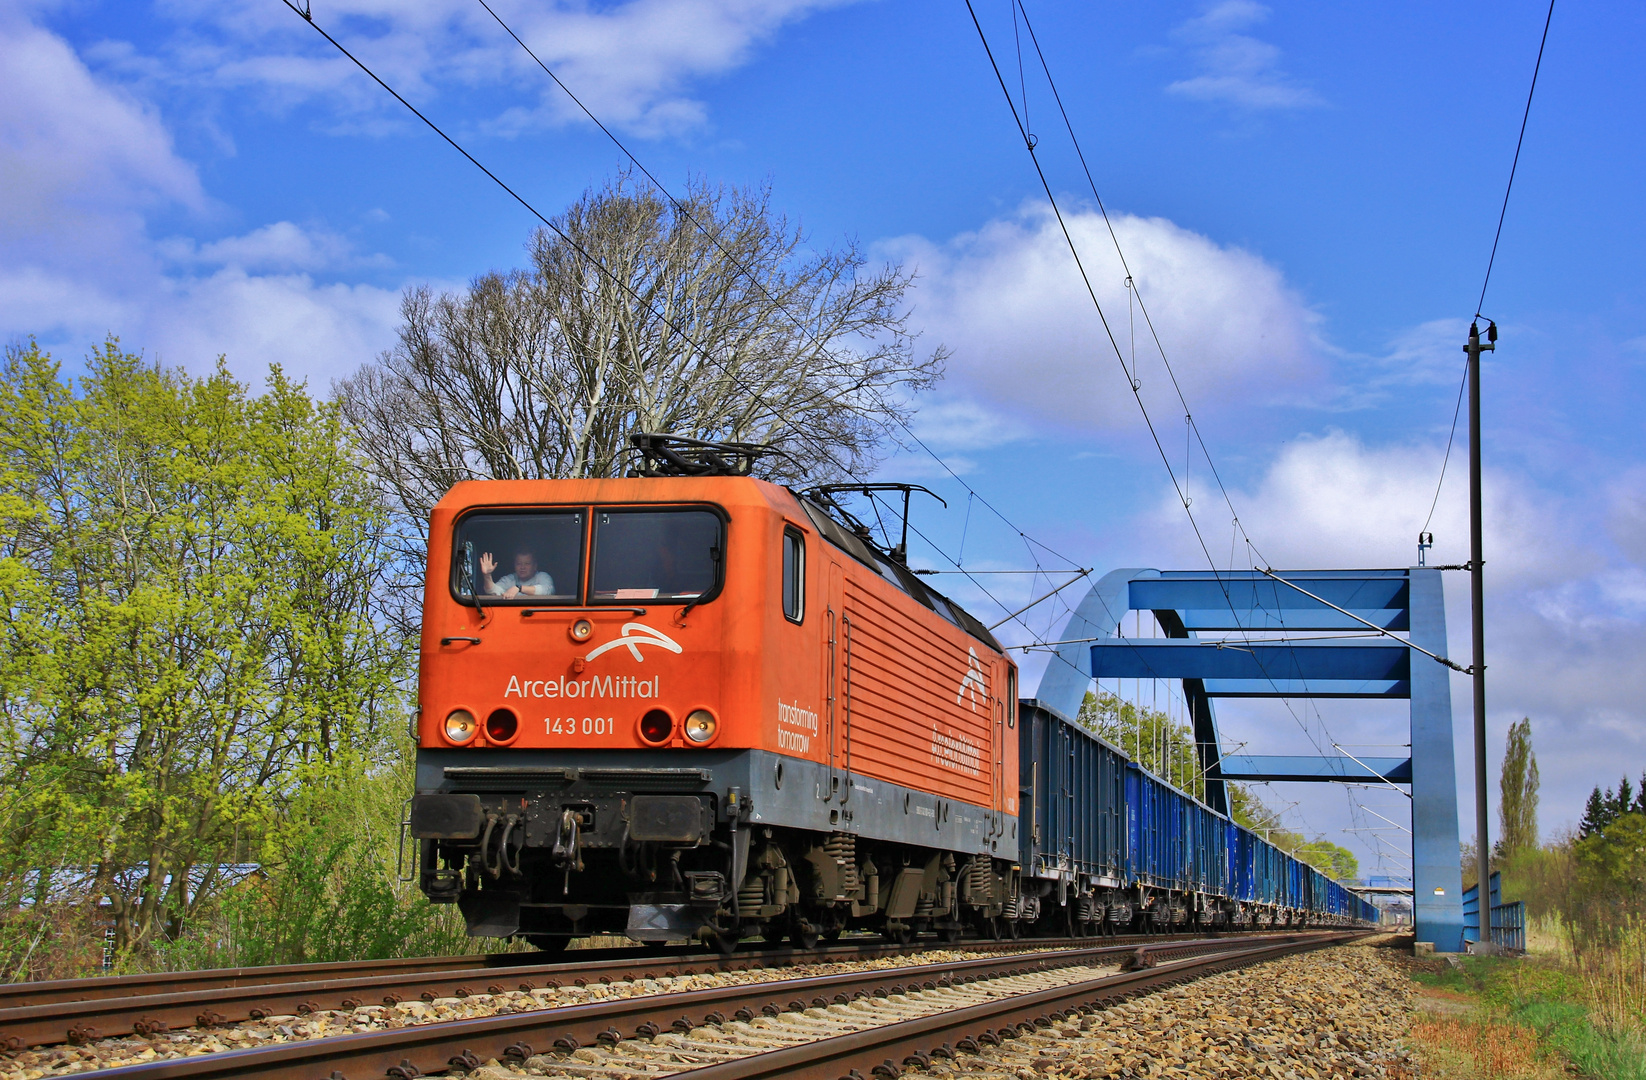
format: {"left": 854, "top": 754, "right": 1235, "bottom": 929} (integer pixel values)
{"left": 957, "top": 647, "right": 987, "bottom": 711}
{"left": 585, "top": 622, "right": 684, "bottom": 663}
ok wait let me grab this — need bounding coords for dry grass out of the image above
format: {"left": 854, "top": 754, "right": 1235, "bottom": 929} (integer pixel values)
{"left": 1529, "top": 911, "right": 1646, "bottom": 1039}
{"left": 1579, "top": 917, "right": 1646, "bottom": 1037}
{"left": 1408, "top": 1013, "right": 1566, "bottom": 1079}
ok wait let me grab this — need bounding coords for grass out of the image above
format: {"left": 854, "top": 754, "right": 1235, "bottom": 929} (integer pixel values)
{"left": 1406, "top": 951, "right": 1646, "bottom": 1080}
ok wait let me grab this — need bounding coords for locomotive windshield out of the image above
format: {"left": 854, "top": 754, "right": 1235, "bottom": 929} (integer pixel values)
{"left": 591, "top": 509, "right": 722, "bottom": 602}
{"left": 453, "top": 510, "right": 583, "bottom": 603}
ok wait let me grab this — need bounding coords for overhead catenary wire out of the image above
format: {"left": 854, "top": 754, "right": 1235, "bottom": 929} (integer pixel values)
{"left": 282, "top": 0, "right": 1083, "bottom": 652}
{"left": 472, "top": 0, "right": 1089, "bottom": 589}
{"left": 474, "top": 0, "right": 1095, "bottom": 642}
{"left": 1014, "top": 0, "right": 1352, "bottom": 772}
{"left": 274, "top": 0, "right": 734, "bottom": 405}
{"left": 1422, "top": 0, "right": 1555, "bottom": 537}
{"left": 1014, "top": 1, "right": 1255, "bottom": 562}
{"left": 969, "top": 0, "right": 1349, "bottom": 784}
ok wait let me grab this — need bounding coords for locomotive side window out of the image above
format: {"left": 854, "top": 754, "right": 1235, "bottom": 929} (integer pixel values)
{"left": 453, "top": 511, "right": 583, "bottom": 603}
{"left": 781, "top": 527, "right": 804, "bottom": 623}
{"left": 591, "top": 509, "right": 723, "bottom": 602}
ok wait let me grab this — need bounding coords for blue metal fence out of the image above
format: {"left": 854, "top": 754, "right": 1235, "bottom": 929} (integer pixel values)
{"left": 1462, "top": 871, "right": 1526, "bottom": 952}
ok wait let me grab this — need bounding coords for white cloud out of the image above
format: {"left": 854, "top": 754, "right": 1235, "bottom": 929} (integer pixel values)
{"left": 885, "top": 202, "right": 1322, "bottom": 433}
{"left": 0, "top": 10, "right": 402, "bottom": 384}
{"left": 906, "top": 396, "right": 1029, "bottom": 454}
{"left": 1173, "top": 429, "right": 1569, "bottom": 585}
{"left": 0, "top": 8, "right": 201, "bottom": 255}
{"left": 146, "top": 268, "right": 402, "bottom": 384}
{"left": 147, "top": 0, "right": 862, "bottom": 137}
{"left": 160, "top": 221, "right": 393, "bottom": 273}
{"left": 1165, "top": 1, "right": 1323, "bottom": 112}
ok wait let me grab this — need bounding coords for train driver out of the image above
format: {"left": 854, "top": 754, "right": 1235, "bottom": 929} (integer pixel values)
{"left": 479, "top": 549, "right": 555, "bottom": 599}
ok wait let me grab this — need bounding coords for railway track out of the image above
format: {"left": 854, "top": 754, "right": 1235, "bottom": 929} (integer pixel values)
{"left": 0, "top": 929, "right": 1304, "bottom": 1049}
{"left": 47, "top": 930, "right": 1364, "bottom": 1079}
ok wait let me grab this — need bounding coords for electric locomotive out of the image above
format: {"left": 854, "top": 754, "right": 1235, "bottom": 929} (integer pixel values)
{"left": 409, "top": 437, "right": 1023, "bottom": 949}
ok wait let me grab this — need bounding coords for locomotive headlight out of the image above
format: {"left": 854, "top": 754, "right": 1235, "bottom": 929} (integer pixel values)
{"left": 444, "top": 709, "right": 479, "bottom": 745}
{"left": 570, "top": 618, "right": 593, "bottom": 642}
{"left": 683, "top": 709, "right": 718, "bottom": 744}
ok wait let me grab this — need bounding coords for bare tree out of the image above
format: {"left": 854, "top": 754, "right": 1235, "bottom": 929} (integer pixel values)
{"left": 340, "top": 172, "right": 945, "bottom": 529}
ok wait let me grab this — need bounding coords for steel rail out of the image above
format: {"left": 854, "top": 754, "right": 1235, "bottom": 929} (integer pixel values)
{"left": 1, "top": 927, "right": 1337, "bottom": 1047}
{"left": 671, "top": 931, "right": 1369, "bottom": 1080}
{"left": 0, "top": 942, "right": 784, "bottom": 1010}
{"left": 0, "top": 935, "right": 1094, "bottom": 1048}
{"left": 77, "top": 933, "right": 1340, "bottom": 1079}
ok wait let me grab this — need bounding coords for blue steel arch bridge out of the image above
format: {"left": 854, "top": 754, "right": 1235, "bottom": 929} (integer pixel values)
{"left": 1029, "top": 566, "right": 1464, "bottom": 952}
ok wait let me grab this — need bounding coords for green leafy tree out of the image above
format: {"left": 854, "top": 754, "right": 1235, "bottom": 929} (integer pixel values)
{"left": 1576, "top": 811, "right": 1646, "bottom": 898}
{"left": 1075, "top": 689, "right": 1203, "bottom": 798}
{"left": 0, "top": 340, "right": 407, "bottom": 955}
{"left": 1497, "top": 716, "right": 1540, "bottom": 856}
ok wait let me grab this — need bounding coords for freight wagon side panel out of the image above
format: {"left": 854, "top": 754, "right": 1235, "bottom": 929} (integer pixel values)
{"left": 1018, "top": 702, "right": 1125, "bottom": 887}
{"left": 1124, "top": 767, "right": 1151, "bottom": 886}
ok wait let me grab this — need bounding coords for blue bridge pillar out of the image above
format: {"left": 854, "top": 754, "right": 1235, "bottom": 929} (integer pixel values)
{"left": 1032, "top": 567, "right": 1465, "bottom": 952}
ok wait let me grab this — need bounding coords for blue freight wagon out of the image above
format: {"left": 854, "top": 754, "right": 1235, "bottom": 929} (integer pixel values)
{"left": 1018, "top": 700, "right": 1371, "bottom": 932}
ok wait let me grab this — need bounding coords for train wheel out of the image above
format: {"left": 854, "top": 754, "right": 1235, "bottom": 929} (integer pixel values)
{"left": 937, "top": 924, "right": 963, "bottom": 943}
{"left": 793, "top": 919, "right": 821, "bottom": 950}
{"left": 884, "top": 924, "right": 914, "bottom": 946}
{"left": 525, "top": 934, "right": 569, "bottom": 953}
{"left": 710, "top": 929, "right": 741, "bottom": 956}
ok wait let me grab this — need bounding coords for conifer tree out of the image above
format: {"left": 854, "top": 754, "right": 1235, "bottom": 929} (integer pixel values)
{"left": 1580, "top": 786, "right": 1608, "bottom": 838}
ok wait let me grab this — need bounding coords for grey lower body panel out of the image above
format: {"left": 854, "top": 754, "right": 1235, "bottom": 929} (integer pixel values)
{"left": 416, "top": 746, "right": 1018, "bottom": 857}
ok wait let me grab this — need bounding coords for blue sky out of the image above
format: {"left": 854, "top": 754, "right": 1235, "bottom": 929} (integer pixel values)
{"left": 6, "top": 0, "right": 1644, "bottom": 878}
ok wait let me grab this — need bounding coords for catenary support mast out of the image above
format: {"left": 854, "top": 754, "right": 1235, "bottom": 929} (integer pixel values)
{"left": 1465, "top": 320, "right": 1494, "bottom": 937}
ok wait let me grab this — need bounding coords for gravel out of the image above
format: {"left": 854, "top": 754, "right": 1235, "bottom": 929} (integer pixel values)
{"left": 917, "top": 938, "right": 1415, "bottom": 1079}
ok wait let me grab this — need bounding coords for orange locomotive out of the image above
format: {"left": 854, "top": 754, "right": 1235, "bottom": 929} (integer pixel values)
{"left": 410, "top": 441, "right": 1021, "bottom": 949}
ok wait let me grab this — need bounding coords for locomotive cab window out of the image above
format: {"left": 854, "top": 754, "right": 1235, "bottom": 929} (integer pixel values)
{"left": 591, "top": 508, "right": 723, "bottom": 603}
{"left": 781, "top": 527, "right": 804, "bottom": 623}
{"left": 453, "top": 511, "right": 583, "bottom": 603}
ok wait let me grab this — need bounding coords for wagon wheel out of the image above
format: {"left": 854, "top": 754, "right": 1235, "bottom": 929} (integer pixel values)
{"left": 792, "top": 918, "right": 821, "bottom": 950}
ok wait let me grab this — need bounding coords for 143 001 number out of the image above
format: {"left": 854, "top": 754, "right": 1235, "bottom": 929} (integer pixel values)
{"left": 545, "top": 716, "right": 614, "bottom": 736}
